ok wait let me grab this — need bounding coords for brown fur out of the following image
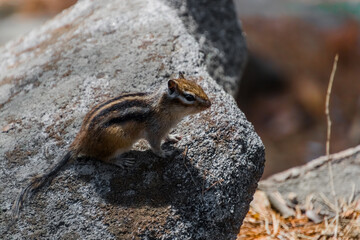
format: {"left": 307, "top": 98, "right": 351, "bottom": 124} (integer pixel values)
{"left": 174, "top": 78, "right": 210, "bottom": 101}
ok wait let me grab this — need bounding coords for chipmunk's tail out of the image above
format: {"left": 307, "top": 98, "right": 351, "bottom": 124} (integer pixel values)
{"left": 12, "top": 151, "right": 74, "bottom": 220}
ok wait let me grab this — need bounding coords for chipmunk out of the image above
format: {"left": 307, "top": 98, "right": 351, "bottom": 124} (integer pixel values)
{"left": 12, "top": 73, "right": 211, "bottom": 219}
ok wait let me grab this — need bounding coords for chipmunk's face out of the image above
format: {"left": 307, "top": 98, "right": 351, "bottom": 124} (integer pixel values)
{"left": 167, "top": 77, "right": 211, "bottom": 114}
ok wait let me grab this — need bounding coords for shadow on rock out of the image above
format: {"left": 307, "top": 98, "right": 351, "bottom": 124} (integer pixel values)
{"left": 105, "top": 149, "right": 203, "bottom": 208}
{"left": 74, "top": 144, "right": 206, "bottom": 238}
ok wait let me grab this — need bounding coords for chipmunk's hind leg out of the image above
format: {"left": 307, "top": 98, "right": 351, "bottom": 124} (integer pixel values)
{"left": 106, "top": 152, "right": 135, "bottom": 169}
{"left": 113, "top": 157, "right": 135, "bottom": 169}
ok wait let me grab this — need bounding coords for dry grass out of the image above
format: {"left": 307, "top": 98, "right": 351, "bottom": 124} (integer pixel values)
{"left": 237, "top": 191, "right": 360, "bottom": 240}
{"left": 325, "top": 53, "right": 339, "bottom": 237}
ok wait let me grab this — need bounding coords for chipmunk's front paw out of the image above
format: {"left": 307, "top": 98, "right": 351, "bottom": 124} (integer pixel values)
{"left": 166, "top": 134, "right": 182, "bottom": 143}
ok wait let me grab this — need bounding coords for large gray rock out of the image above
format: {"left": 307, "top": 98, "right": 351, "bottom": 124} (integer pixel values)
{"left": 0, "top": 0, "right": 264, "bottom": 239}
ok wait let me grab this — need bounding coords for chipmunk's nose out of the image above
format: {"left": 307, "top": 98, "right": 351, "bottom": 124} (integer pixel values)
{"left": 205, "top": 100, "right": 211, "bottom": 108}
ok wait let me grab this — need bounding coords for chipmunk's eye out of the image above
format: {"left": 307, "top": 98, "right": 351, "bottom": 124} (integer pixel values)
{"left": 184, "top": 94, "right": 195, "bottom": 102}
{"left": 169, "top": 87, "right": 175, "bottom": 95}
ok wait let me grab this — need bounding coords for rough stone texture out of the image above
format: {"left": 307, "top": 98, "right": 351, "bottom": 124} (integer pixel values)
{"left": 0, "top": 0, "right": 264, "bottom": 239}
{"left": 167, "top": 0, "right": 247, "bottom": 95}
{"left": 259, "top": 145, "right": 360, "bottom": 216}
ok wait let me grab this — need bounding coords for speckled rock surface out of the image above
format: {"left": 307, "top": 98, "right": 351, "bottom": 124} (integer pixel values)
{"left": 259, "top": 145, "right": 360, "bottom": 216}
{"left": 168, "top": 0, "right": 247, "bottom": 95}
{"left": 0, "top": 0, "right": 264, "bottom": 239}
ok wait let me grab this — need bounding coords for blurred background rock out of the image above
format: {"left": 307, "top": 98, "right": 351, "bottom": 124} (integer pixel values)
{"left": 236, "top": 0, "right": 360, "bottom": 177}
{"left": 1, "top": 0, "right": 359, "bottom": 178}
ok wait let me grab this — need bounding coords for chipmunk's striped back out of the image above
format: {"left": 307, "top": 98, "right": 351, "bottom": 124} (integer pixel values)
{"left": 84, "top": 92, "right": 153, "bottom": 130}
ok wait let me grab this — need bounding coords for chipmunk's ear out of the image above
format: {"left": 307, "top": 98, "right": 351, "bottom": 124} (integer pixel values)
{"left": 178, "top": 71, "right": 185, "bottom": 79}
{"left": 168, "top": 79, "right": 178, "bottom": 95}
